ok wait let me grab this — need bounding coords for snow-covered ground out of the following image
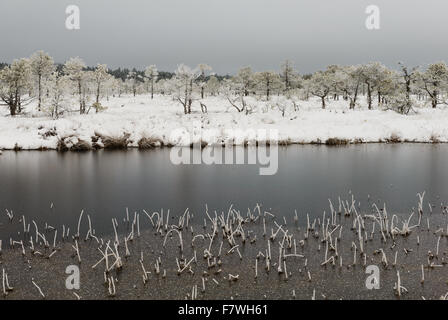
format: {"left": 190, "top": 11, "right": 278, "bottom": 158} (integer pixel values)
{"left": 1, "top": 94, "right": 447, "bottom": 150}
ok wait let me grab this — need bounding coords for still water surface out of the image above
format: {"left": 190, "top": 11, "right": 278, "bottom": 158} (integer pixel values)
{"left": 0, "top": 145, "right": 447, "bottom": 239}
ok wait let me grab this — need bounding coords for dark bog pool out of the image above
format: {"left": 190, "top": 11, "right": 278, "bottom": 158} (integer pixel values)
{"left": 1, "top": 144, "right": 447, "bottom": 240}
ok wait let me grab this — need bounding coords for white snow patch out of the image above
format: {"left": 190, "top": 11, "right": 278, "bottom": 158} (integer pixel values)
{"left": 0, "top": 94, "right": 447, "bottom": 150}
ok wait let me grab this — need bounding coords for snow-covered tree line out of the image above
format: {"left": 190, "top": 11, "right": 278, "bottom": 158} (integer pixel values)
{"left": 1, "top": 51, "right": 448, "bottom": 118}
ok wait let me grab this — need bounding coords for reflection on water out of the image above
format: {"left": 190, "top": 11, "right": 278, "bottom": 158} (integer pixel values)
{"left": 0, "top": 144, "right": 447, "bottom": 239}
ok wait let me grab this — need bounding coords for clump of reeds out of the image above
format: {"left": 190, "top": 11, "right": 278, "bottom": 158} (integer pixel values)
{"left": 430, "top": 133, "right": 440, "bottom": 144}
{"left": 13, "top": 143, "right": 22, "bottom": 151}
{"left": 56, "top": 138, "right": 69, "bottom": 152}
{"left": 325, "top": 138, "right": 349, "bottom": 146}
{"left": 386, "top": 133, "right": 402, "bottom": 143}
{"left": 70, "top": 139, "right": 91, "bottom": 151}
{"left": 137, "top": 136, "right": 164, "bottom": 149}
{"left": 39, "top": 127, "right": 58, "bottom": 138}
{"left": 278, "top": 138, "right": 292, "bottom": 146}
{"left": 189, "top": 140, "right": 208, "bottom": 149}
{"left": 57, "top": 135, "right": 92, "bottom": 152}
{"left": 93, "top": 132, "right": 131, "bottom": 150}
{"left": 4, "top": 191, "right": 448, "bottom": 300}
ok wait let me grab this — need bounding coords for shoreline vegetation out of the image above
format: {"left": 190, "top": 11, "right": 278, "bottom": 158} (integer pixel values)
{"left": 1, "top": 193, "right": 448, "bottom": 300}
{"left": 1, "top": 94, "right": 448, "bottom": 152}
{"left": 1, "top": 139, "right": 446, "bottom": 153}
{"left": 2, "top": 53, "right": 448, "bottom": 151}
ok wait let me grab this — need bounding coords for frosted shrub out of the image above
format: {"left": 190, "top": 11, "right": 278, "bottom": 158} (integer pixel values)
{"left": 92, "top": 102, "right": 107, "bottom": 113}
{"left": 386, "top": 94, "right": 416, "bottom": 115}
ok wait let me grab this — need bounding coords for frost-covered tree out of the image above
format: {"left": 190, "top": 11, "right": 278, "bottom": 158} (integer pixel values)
{"left": 419, "top": 62, "right": 448, "bottom": 108}
{"left": 206, "top": 75, "right": 220, "bottom": 96}
{"left": 144, "top": 65, "right": 158, "bottom": 99}
{"left": 309, "top": 70, "right": 333, "bottom": 109}
{"left": 63, "top": 57, "right": 87, "bottom": 114}
{"left": 338, "top": 65, "right": 362, "bottom": 109}
{"left": 197, "top": 64, "right": 212, "bottom": 99}
{"left": 393, "top": 63, "right": 419, "bottom": 114}
{"left": 299, "top": 77, "right": 312, "bottom": 101}
{"left": 223, "top": 78, "right": 248, "bottom": 113}
{"left": 173, "top": 64, "right": 198, "bottom": 114}
{"left": 156, "top": 78, "right": 172, "bottom": 95}
{"left": 325, "top": 65, "right": 347, "bottom": 100}
{"left": 47, "top": 71, "right": 69, "bottom": 119}
{"left": 111, "top": 78, "right": 124, "bottom": 97}
{"left": 280, "top": 60, "right": 296, "bottom": 92}
{"left": 358, "top": 62, "right": 388, "bottom": 109}
{"left": 359, "top": 65, "right": 373, "bottom": 109}
{"left": 0, "top": 58, "right": 32, "bottom": 115}
{"left": 255, "top": 71, "right": 281, "bottom": 100}
{"left": 30, "top": 51, "right": 54, "bottom": 111}
{"left": 234, "top": 67, "right": 255, "bottom": 96}
{"left": 374, "top": 68, "right": 397, "bottom": 107}
{"left": 81, "top": 71, "right": 95, "bottom": 114}
{"left": 103, "top": 75, "right": 116, "bottom": 101}
{"left": 92, "top": 64, "right": 109, "bottom": 104}
{"left": 126, "top": 70, "right": 141, "bottom": 97}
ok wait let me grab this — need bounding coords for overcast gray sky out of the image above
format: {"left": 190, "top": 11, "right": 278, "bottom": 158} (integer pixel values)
{"left": 0, "top": 0, "right": 447, "bottom": 74}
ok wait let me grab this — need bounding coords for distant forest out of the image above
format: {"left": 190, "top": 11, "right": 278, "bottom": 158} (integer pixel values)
{"left": 0, "top": 61, "right": 229, "bottom": 82}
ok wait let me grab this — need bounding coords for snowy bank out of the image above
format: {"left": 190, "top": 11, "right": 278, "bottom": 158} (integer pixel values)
{"left": 1, "top": 94, "right": 448, "bottom": 150}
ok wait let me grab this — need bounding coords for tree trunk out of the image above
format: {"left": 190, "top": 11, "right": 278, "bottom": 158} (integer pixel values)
{"left": 432, "top": 90, "right": 437, "bottom": 108}
{"left": 431, "top": 97, "right": 437, "bottom": 108}
{"left": 96, "top": 83, "right": 100, "bottom": 104}
{"left": 151, "top": 80, "right": 154, "bottom": 99}
{"left": 188, "top": 99, "right": 192, "bottom": 114}
{"left": 321, "top": 96, "right": 326, "bottom": 109}
{"left": 78, "top": 80, "right": 83, "bottom": 114}
{"left": 367, "top": 82, "right": 372, "bottom": 110}
{"left": 349, "top": 99, "right": 355, "bottom": 109}
{"left": 38, "top": 74, "right": 42, "bottom": 111}
{"left": 405, "top": 79, "right": 412, "bottom": 112}
{"left": 16, "top": 90, "right": 22, "bottom": 113}
{"left": 350, "top": 84, "right": 359, "bottom": 109}
{"left": 9, "top": 97, "right": 17, "bottom": 116}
